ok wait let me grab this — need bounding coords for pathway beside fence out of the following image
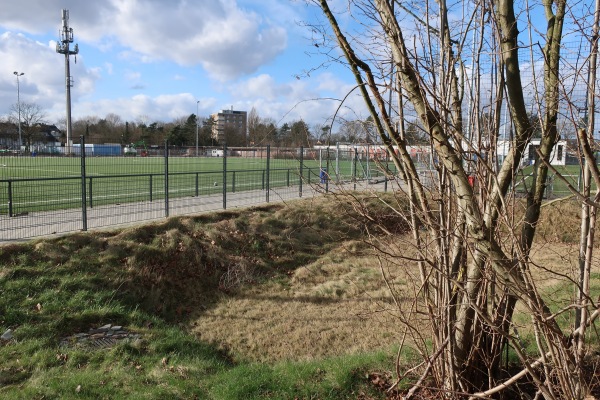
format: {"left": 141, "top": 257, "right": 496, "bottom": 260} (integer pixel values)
{"left": 1, "top": 142, "right": 396, "bottom": 242}
{"left": 0, "top": 179, "right": 392, "bottom": 242}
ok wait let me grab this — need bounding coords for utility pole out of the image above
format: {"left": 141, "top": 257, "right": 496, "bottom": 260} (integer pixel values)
{"left": 56, "top": 9, "right": 78, "bottom": 155}
{"left": 13, "top": 71, "right": 24, "bottom": 152}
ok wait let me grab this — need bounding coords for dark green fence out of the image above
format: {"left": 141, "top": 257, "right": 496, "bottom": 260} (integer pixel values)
{"left": 1, "top": 140, "right": 394, "bottom": 241}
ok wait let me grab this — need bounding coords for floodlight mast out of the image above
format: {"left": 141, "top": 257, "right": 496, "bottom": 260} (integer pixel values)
{"left": 13, "top": 71, "right": 24, "bottom": 152}
{"left": 55, "top": 9, "right": 78, "bottom": 155}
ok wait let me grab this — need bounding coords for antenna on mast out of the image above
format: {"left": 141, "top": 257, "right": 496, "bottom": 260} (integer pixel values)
{"left": 56, "top": 9, "right": 79, "bottom": 154}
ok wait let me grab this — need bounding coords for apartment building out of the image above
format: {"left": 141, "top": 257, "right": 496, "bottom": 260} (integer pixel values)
{"left": 211, "top": 109, "right": 247, "bottom": 145}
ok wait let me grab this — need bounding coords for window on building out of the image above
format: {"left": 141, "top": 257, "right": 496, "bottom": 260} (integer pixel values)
{"left": 557, "top": 145, "right": 563, "bottom": 161}
{"left": 529, "top": 144, "right": 539, "bottom": 161}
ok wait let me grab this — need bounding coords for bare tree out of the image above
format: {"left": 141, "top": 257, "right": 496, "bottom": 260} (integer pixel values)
{"left": 72, "top": 115, "right": 99, "bottom": 142}
{"left": 248, "top": 107, "right": 261, "bottom": 144}
{"left": 311, "top": 0, "right": 598, "bottom": 397}
{"left": 9, "top": 102, "right": 46, "bottom": 152}
{"left": 248, "top": 107, "right": 278, "bottom": 146}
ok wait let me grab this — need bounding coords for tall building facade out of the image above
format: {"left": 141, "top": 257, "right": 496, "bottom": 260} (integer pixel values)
{"left": 211, "top": 109, "right": 247, "bottom": 145}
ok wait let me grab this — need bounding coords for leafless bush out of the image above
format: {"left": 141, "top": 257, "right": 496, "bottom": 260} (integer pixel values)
{"left": 218, "top": 262, "right": 255, "bottom": 292}
{"left": 309, "top": 0, "right": 600, "bottom": 398}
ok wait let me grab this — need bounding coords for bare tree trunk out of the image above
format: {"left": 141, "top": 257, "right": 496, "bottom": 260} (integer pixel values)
{"left": 575, "top": 2, "right": 600, "bottom": 388}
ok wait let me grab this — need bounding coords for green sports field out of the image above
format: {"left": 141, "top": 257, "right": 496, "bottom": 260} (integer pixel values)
{"left": 0, "top": 154, "right": 389, "bottom": 216}
{"left": 1, "top": 155, "right": 303, "bottom": 178}
{"left": 513, "top": 165, "right": 585, "bottom": 197}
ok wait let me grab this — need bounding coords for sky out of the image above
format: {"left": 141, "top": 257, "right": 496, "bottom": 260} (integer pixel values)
{"left": 0, "top": 0, "right": 363, "bottom": 130}
{"left": 0, "top": 0, "right": 587, "bottom": 136}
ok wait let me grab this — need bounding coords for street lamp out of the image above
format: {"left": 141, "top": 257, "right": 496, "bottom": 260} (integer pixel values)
{"left": 196, "top": 100, "right": 200, "bottom": 157}
{"left": 13, "top": 71, "right": 24, "bottom": 152}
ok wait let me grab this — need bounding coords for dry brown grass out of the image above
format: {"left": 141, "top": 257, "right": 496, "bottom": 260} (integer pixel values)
{"left": 190, "top": 242, "right": 405, "bottom": 363}
{"left": 7, "top": 192, "right": 588, "bottom": 366}
{"left": 187, "top": 196, "right": 593, "bottom": 363}
{"left": 194, "top": 194, "right": 600, "bottom": 361}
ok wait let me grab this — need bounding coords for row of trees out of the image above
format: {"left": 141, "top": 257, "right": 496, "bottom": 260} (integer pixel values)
{"left": 69, "top": 109, "right": 398, "bottom": 147}
{"left": 1, "top": 103, "right": 408, "bottom": 150}
{"left": 1, "top": 100, "right": 550, "bottom": 154}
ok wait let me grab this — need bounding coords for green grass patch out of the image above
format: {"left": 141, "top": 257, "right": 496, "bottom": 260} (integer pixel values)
{"left": 206, "top": 352, "right": 392, "bottom": 400}
{"left": 514, "top": 165, "right": 584, "bottom": 198}
{"left": 0, "top": 154, "right": 396, "bottom": 215}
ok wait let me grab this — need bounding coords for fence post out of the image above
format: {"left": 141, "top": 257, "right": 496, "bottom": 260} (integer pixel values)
{"left": 164, "top": 141, "right": 169, "bottom": 217}
{"left": 299, "top": 146, "right": 303, "bottom": 198}
{"left": 88, "top": 177, "right": 93, "bottom": 208}
{"left": 232, "top": 171, "right": 236, "bottom": 193}
{"left": 149, "top": 175, "right": 153, "bottom": 202}
{"left": 335, "top": 142, "right": 340, "bottom": 183}
{"left": 8, "top": 181, "right": 13, "bottom": 217}
{"left": 195, "top": 172, "right": 199, "bottom": 197}
{"left": 325, "top": 149, "right": 330, "bottom": 193}
{"left": 366, "top": 143, "right": 370, "bottom": 183}
{"left": 266, "top": 145, "right": 271, "bottom": 203}
{"left": 384, "top": 151, "right": 389, "bottom": 192}
{"left": 80, "top": 135, "right": 88, "bottom": 231}
{"left": 223, "top": 144, "right": 227, "bottom": 209}
{"left": 353, "top": 148, "right": 358, "bottom": 191}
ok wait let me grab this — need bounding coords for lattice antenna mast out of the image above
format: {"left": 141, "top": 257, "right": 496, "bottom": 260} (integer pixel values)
{"left": 56, "top": 9, "right": 78, "bottom": 154}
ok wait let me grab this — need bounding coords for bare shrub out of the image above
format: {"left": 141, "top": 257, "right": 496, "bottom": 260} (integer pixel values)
{"left": 308, "top": 0, "right": 600, "bottom": 398}
{"left": 218, "top": 262, "right": 256, "bottom": 292}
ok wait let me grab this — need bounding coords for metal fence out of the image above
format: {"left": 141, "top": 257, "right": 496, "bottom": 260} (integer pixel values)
{"left": 0, "top": 140, "right": 395, "bottom": 241}
{"left": 512, "top": 170, "right": 583, "bottom": 199}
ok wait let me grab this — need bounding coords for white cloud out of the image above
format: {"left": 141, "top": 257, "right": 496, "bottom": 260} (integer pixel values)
{"left": 234, "top": 74, "right": 289, "bottom": 101}
{"left": 226, "top": 71, "right": 365, "bottom": 127}
{"left": 69, "top": 93, "right": 219, "bottom": 123}
{"left": 0, "top": 1, "right": 289, "bottom": 80}
{"left": 125, "top": 71, "right": 141, "bottom": 81}
{"left": 0, "top": 32, "right": 98, "bottom": 118}
{"left": 0, "top": 1, "right": 110, "bottom": 35}
{"left": 0, "top": 1, "right": 361, "bottom": 129}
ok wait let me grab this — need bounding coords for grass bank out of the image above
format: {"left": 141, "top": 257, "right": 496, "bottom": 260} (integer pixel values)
{"left": 1, "top": 193, "right": 596, "bottom": 399}
{"left": 0, "top": 195, "right": 408, "bottom": 399}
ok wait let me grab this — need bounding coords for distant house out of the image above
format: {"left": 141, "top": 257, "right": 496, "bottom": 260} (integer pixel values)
{"left": 29, "top": 124, "right": 62, "bottom": 153}
{"left": 0, "top": 122, "right": 64, "bottom": 150}
{"left": 0, "top": 122, "right": 19, "bottom": 149}
{"left": 496, "top": 138, "right": 567, "bottom": 167}
{"left": 35, "top": 124, "right": 62, "bottom": 144}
